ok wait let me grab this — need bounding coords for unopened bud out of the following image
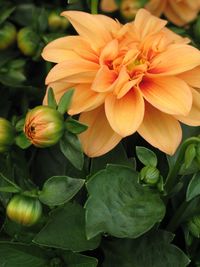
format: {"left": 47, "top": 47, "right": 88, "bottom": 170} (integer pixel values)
{"left": 17, "top": 27, "right": 39, "bottom": 56}
{"left": 0, "top": 118, "right": 15, "bottom": 153}
{"left": 0, "top": 22, "right": 16, "bottom": 50}
{"left": 24, "top": 106, "right": 64, "bottom": 148}
{"left": 120, "top": 0, "right": 142, "bottom": 20}
{"left": 140, "top": 166, "right": 160, "bottom": 185}
{"left": 48, "top": 12, "right": 69, "bottom": 31}
{"left": 6, "top": 194, "right": 42, "bottom": 226}
{"left": 184, "top": 143, "right": 196, "bottom": 169}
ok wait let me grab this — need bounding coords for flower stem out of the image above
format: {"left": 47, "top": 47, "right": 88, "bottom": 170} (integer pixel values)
{"left": 164, "top": 137, "right": 200, "bottom": 195}
{"left": 91, "top": 0, "right": 98, "bottom": 14}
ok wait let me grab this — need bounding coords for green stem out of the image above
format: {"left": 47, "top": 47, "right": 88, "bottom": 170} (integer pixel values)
{"left": 91, "top": 0, "right": 98, "bottom": 14}
{"left": 0, "top": 173, "right": 21, "bottom": 192}
{"left": 166, "top": 200, "right": 188, "bottom": 232}
{"left": 164, "top": 137, "right": 200, "bottom": 195}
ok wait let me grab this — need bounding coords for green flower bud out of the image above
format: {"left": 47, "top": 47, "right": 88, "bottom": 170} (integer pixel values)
{"left": 120, "top": 0, "right": 142, "bottom": 20}
{"left": 0, "top": 118, "right": 15, "bottom": 153}
{"left": 6, "top": 194, "right": 42, "bottom": 226}
{"left": 24, "top": 105, "right": 65, "bottom": 148}
{"left": 48, "top": 12, "right": 69, "bottom": 31}
{"left": 193, "top": 16, "right": 200, "bottom": 43}
{"left": 184, "top": 143, "right": 196, "bottom": 169}
{"left": 140, "top": 166, "right": 160, "bottom": 185}
{"left": 0, "top": 22, "right": 16, "bottom": 50}
{"left": 188, "top": 215, "right": 200, "bottom": 238}
{"left": 17, "top": 27, "right": 40, "bottom": 56}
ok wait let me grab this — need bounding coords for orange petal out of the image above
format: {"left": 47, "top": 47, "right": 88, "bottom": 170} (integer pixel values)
{"left": 140, "top": 76, "right": 192, "bottom": 115}
{"left": 91, "top": 66, "right": 117, "bottom": 92}
{"left": 149, "top": 44, "right": 200, "bottom": 76}
{"left": 105, "top": 88, "right": 144, "bottom": 136}
{"left": 99, "top": 39, "right": 119, "bottom": 65}
{"left": 45, "top": 59, "right": 99, "bottom": 84}
{"left": 177, "top": 66, "right": 200, "bottom": 89}
{"left": 113, "top": 66, "right": 130, "bottom": 96}
{"left": 175, "top": 88, "right": 200, "bottom": 126}
{"left": 134, "top": 9, "right": 167, "bottom": 40}
{"left": 68, "top": 84, "right": 106, "bottom": 115}
{"left": 42, "top": 36, "right": 98, "bottom": 63}
{"left": 61, "top": 11, "right": 112, "bottom": 51}
{"left": 138, "top": 103, "right": 182, "bottom": 155}
{"left": 79, "top": 106, "right": 122, "bottom": 157}
{"left": 43, "top": 81, "right": 74, "bottom": 105}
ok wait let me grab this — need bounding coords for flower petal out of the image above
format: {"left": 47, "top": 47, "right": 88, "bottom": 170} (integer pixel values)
{"left": 134, "top": 9, "right": 167, "bottom": 40}
{"left": 79, "top": 106, "right": 122, "bottom": 157}
{"left": 105, "top": 88, "right": 144, "bottom": 136}
{"left": 138, "top": 103, "right": 182, "bottom": 155}
{"left": 140, "top": 76, "right": 192, "bottom": 115}
{"left": 45, "top": 59, "right": 99, "bottom": 84}
{"left": 68, "top": 84, "right": 106, "bottom": 115}
{"left": 42, "top": 36, "right": 98, "bottom": 63}
{"left": 149, "top": 44, "right": 200, "bottom": 76}
{"left": 91, "top": 65, "right": 117, "bottom": 92}
{"left": 178, "top": 66, "right": 200, "bottom": 89}
{"left": 99, "top": 39, "right": 119, "bottom": 65}
{"left": 61, "top": 11, "right": 112, "bottom": 51}
{"left": 175, "top": 88, "right": 200, "bottom": 126}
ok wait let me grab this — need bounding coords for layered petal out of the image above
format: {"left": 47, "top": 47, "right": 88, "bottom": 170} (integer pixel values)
{"left": 61, "top": 11, "right": 112, "bottom": 51}
{"left": 139, "top": 76, "right": 192, "bottom": 115}
{"left": 149, "top": 44, "right": 200, "bottom": 76}
{"left": 177, "top": 66, "right": 200, "bottom": 89}
{"left": 45, "top": 59, "right": 99, "bottom": 84}
{"left": 105, "top": 88, "right": 144, "bottom": 136}
{"left": 79, "top": 106, "right": 122, "bottom": 157}
{"left": 176, "top": 88, "right": 200, "bottom": 126}
{"left": 68, "top": 84, "right": 106, "bottom": 115}
{"left": 138, "top": 103, "right": 182, "bottom": 155}
{"left": 42, "top": 36, "right": 98, "bottom": 63}
{"left": 134, "top": 9, "right": 167, "bottom": 40}
{"left": 91, "top": 66, "right": 117, "bottom": 92}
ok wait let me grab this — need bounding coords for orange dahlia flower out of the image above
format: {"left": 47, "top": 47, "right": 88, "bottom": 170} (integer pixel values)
{"left": 42, "top": 9, "right": 200, "bottom": 157}
{"left": 146, "top": 0, "right": 200, "bottom": 26}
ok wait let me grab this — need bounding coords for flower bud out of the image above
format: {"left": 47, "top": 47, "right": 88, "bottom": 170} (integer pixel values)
{"left": 0, "top": 22, "right": 16, "bottom": 50}
{"left": 24, "top": 106, "right": 64, "bottom": 148}
{"left": 48, "top": 12, "right": 69, "bottom": 31}
{"left": 17, "top": 27, "right": 39, "bottom": 56}
{"left": 6, "top": 194, "right": 42, "bottom": 226}
{"left": 120, "top": 0, "right": 142, "bottom": 20}
{"left": 188, "top": 215, "right": 200, "bottom": 238}
{"left": 140, "top": 166, "right": 160, "bottom": 185}
{"left": 0, "top": 118, "right": 15, "bottom": 153}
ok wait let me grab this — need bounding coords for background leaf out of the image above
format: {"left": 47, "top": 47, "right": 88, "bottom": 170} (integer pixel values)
{"left": 39, "top": 175, "right": 85, "bottom": 206}
{"left": 136, "top": 146, "right": 157, "bottom": 167}
{"left": 186, "top": 172, "right": 200, "bottom": 202}
{"left": 85, "top": 164, "right": 165, "bottom": 239}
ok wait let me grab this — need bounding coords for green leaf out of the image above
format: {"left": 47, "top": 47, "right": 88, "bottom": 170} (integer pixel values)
{"left": 136, "top": 146, "right": 157, "bottom": 167}
{"left": 62, "top": 251, "right": 98, "bottom": 267}
{"left": 85, "top": 164, "right": 165, "bottom": 239}
{"left": 60, "top": 131, "right": 84, "bottom": 170}
{"left": 47, "top": 88, "right": 57, "bottom": 109}
{"left": 65, "top": 117, "right": 88, "bottom": 134}
{"left": 0, "top": 186, "right": 19, "bottom": 193}
{"left": 33, "top": 202, "right": 100, "bottom": 252}
{"left": 0, "top": 6, "right": 16, "bottom": 25}
{"left": 39, "top": 176, "right": 85, "bottom": 206}
{"left": 0, "top": 242, "right": 48, "bottom": 267}
{"left": 57, "top": 89, "right": 74, "bottom": 114}
{"left": 15, "top": 118, "right": 25, "bottom": 132}
{"left": 90, "top": 143, "right": 133, "bottom": 174}
{"left": 186, "top": 172, "right": 200, "bottom": 202}
{"left": 102, "top": 230, "right": 190, "bottom": 267}
{"left": 15, "top": 132, "right": 31, "bottom": 149}
{"left": 0, "top": 173, "right": 21, "bottom": 192}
